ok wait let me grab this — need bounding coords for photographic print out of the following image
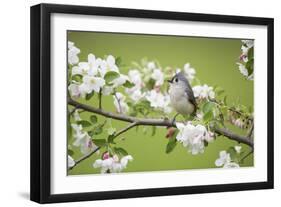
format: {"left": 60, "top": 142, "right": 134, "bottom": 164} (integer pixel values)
{"left": 67, "top": 31, "right": 254, "bottom": 175}
{"left": 31, "top": 4, "right": 273, "bottom": 203}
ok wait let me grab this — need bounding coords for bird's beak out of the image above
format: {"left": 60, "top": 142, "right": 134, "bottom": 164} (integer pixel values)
{"left": 167, "top": 79, "right": 172, "bottom": 83}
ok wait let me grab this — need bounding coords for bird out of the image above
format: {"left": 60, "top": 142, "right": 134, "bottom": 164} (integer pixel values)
{"left": 168, "top": 72, "right": 197, "bottom": 122}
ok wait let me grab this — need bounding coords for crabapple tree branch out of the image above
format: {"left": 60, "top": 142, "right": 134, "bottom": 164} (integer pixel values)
{"left": 68, "top": 98, "right": 254, "bottom": 148}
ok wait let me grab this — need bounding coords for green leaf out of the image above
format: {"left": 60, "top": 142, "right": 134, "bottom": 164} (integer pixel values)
{"left": 107, "top": 135, "right": 115, "bottom": 144}
{"left": 227, "top": 146, "right": 238, "bottom": 161}
{"left": 204, "top": 140, "right": 209, "bottom": 147}
{"left": 202, "top": 102, "right": 215, "bottom": 114}
{"left": 107, "top": 127, "right": 116, "bottom": 135}
{"left": 146, "top": 78, "right": 156, "bottom": 90}
{"left": 92, "top": 124, "right": 104, "bottom": 135}
{"left": 115, "top": 56, "right": 122, "bottom": 67}
{"left": 247, "top": 47, "right": 254, "bottom": 60}
{"left": 72, "top": 74, "right": 82, "bottom": 82}
{"left": 68, "top": 149, "right": 74, "bottom": 156}
{"left": 86, "top": 91, "right": 94, "bottom": 100}
{"left": 223, "top": 96, "right": 227, "bottom": 105}
{"left": 88, "top": 131, "right": 94, "bottom": 137}
{"left": 165, "top": 129, "right": 178, "bottom": 154}
{"left": 114, "top": 147, "right": 128, "bottom": 156}
{"left": 123, "top": 80, "right": 135, "bottom": 88}
{"left": 92, "top": 139, "right": 107, "bottom": 147}
{"left": 151, "top": 126, "right": 156, "bottom": 136}
{"left": 166, "top": 139, "right": 177, "bottom": 154}
{"left": 104, "top": 71, "right": 120, "bottom": 84}
{"left": 220, "top": 106, "right": 228, "bottom": 116}
{"left": 77, "top": 120, "right": 92, "bottom": 127}
{"left": 203, "top": 110, "right": 213, "bottom": 122}
{"left": 215, "top": 87, "right": 225, "bottom": 96}
{"left": 246, "top": 58, "right": 254, "bottom": 76}
{"left": 90, "top": 115, "right": 98, "bottom": 124}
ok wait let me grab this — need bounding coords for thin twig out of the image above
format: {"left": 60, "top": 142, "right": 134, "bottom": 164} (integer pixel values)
{"left": 247, "top": 123, "right": 254, "bottom": 139}
{"left": 114, "top": 122, "right": 139, "bottom": 138}
{"left": 211, "top": 99, "right": 253, "bottom": 121}
{"left": 239, "top": 150, "right": 254, "bottom": 164}
{"left": 114, "top": 93, "right": 123, "bottom": 114}
{"left": 69, "top": 105, "right": 80, "bottom": 116}
{"left": 98, "top": 89, "right": 102, "bottom": 109}
{"left": 68, "top": 98, "right": 254, "bottom": 148}
{"left": 68, "top": 147, "right": 100, "bottom": 171}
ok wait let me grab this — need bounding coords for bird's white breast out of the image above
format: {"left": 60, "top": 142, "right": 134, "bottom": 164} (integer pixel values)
{"left": 169, "top": 85, "right": 194, "bottom": 115}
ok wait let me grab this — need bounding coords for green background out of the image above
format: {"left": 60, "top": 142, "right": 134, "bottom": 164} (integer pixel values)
{"left": 67, "top": 31, "right": 253, "bottom": 175}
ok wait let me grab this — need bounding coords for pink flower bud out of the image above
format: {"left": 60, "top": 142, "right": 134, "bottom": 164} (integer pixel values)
{"left": 102, "top": 152, "right": 110, "bottom": 160}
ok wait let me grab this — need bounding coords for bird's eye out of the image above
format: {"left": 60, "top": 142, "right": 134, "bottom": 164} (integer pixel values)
{"left": 174, "top": 78, "right": 178, "bottom": 82}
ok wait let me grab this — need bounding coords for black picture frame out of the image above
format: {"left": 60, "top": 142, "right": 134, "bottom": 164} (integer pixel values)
{"left": 30, "top": 3, "right": 274, "bottom": 204}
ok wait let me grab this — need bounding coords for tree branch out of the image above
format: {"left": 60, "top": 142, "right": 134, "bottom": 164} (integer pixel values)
{"left": 214, "top": 127, "right": 253, "bottom": 148}
{"left": 68, "top": 98, "right": 253, "bottom": 148}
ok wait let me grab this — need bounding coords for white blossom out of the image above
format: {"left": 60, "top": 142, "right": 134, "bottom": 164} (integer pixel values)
{"left": 113, "top": 92, "right": 129, "bottom": 114}
{"left": 127, "top": 69, "right": 143, "bottom": 89}
{"left": 73, "top": 110, "right": 81, "bottom": 121}
{"left": 129, "top": 89, "right": 144, "bottom": 103}
{"left": 223, "top": 162, "right": 240, "bottom": 168}
{"left": 237, "top": 63, "right": 248, "bottom": 77}
{"left": 151, "top": 69, "right": 164, "bottom": 86}
{"left": 68, "top": 41, "right": 80, "bottom": 65}
{"left": 98, "top": 55, "right": 119, "bottom": 77}
{"left": 147, "top": 61, "right": 156, "bottom": 70}
{"left": 215, "top": 151, "right": 231, "bottom": 167}
{"left": 72, "top": 54, "right": 99, "bottom": 77}
{"left": 234, "top": 146, "right": 242, "bottom": 154}
{"left": 215, "top": 150, "right": 240, "bottom": 168}
{"left": 145, "top": 90, "right": 171, "bottom": 113}
{"left": 68, "top": 83, "right": 81, "bottom": 98}
{"left": 192, "top": 84, "right": 215, "bottom": 100}
{"left": 242, "top": 40, "right": 254, "bottom": 48}
{"left": 82, "top": 75, "right": 105, "bottom": 93}
{"left": 126, "top": 69, "right": 144, "bottom": 102}
{"left": 71, "top": 124, "right": 98, "bottom": 154}
{"left": 93, "top": 155, "right": 133, "bottom": 173}
{"left": 111, "top": 74, "right": 129, "bottom": 88}
{"left": 68, "top": 155, "right": 75, "bottom": 168}
{"left": 183, "top": 63, "right": 196, "bottom": 82}
{"left": 176, "top": 122, "right": 213, "bottom": 155}
{"left": 237, "top": 40, "right": 254, "bottom": 80}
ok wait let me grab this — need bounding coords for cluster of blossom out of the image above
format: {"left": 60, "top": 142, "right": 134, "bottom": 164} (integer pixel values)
{"left": 125, "top": 61, "right": 172, "bottom": 113}
{"left": 236, "top": 40, "right": 254, "bottom": 80}
{"left": 175, "top": 122, "right": 214, "bottom": 155}
{"left": 71, "top": 123, "right": 99, "bottom": 155}
{"left": 93, "top": 152, "right": 133, "bottom": 173}
{"left": 67, "top": 41, "right": 129, "bottom": 102}
{"left": 176, "top": 63, "right": 196, "bottom": 82}
{"left": 192, "top": 84, "right": 215, "bottom": 100}
{"left": 215, "top": 146, "right": 241, "bottom": 168}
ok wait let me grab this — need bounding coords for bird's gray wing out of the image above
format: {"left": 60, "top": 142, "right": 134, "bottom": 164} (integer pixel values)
{"left": 184, "top": 82, "right": 197, "bottom": 111}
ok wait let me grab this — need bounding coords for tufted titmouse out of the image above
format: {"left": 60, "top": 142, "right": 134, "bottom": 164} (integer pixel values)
{"left": 168, "top": 72, "right": 197, "bottom": 120}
